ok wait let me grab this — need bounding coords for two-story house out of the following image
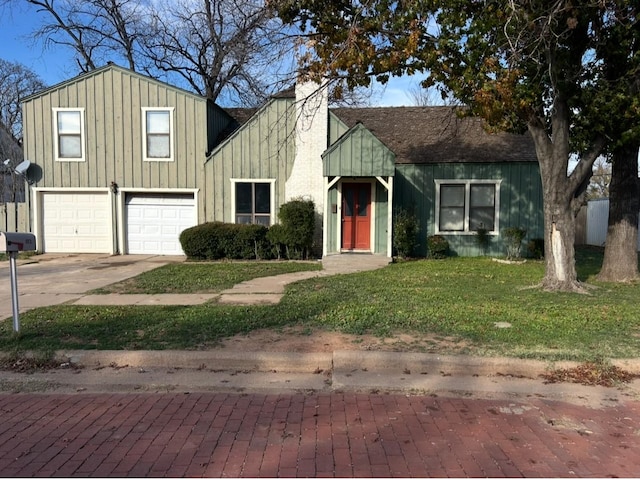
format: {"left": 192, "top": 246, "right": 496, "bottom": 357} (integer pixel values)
{"left": 20, "top": 64, "right": 543, "bottom": 258}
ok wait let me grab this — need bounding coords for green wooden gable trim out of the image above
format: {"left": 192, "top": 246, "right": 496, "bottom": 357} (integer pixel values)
{"left": 23, "top": 63, "right": 207, "bottom": 104}
{"left": 323, "top": 123, "right": 395, "bottom": 177}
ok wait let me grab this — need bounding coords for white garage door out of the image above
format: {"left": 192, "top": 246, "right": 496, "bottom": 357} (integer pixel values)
{"left": 125, "top": 193, "right": 196, "bottom": 255}
{"left": 42, "top": 191, "right": 112, "bottom": 253}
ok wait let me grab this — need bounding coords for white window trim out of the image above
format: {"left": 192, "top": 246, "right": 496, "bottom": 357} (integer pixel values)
{"left": 434, "top": 179, "right": 502, "bottom": 235}
{"left": 53, "top": 108, "right": 86, "bottom": 162}
{"left": 230, "top": 178, "right": 276, "bottom": 225}
{"left": 142, "top": 107, "right": 175, "bottom": 162}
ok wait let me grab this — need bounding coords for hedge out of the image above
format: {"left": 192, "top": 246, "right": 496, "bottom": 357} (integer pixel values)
{"left": 180, "top": 222, "right": 270, "bottom": 260}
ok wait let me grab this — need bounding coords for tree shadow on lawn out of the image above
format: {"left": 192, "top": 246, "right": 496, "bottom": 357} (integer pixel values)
{"left": 575, "top": 246, "right": 605, "bottom": 281}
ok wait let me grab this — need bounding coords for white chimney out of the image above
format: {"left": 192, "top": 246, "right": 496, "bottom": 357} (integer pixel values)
{"left": 285, "top": 79, "right": 329, "bottom": 214}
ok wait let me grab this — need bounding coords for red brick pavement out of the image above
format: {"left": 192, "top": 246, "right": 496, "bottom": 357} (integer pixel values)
{"left": 0, "top": 392, "right": 638, "bottom": 477}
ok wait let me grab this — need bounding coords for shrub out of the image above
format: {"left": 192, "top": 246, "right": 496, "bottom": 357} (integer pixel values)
{"left": 427, "top": 235, "right": 449, "bottom": 259}
{"left": 266, "top": 224, "right": 287, "bottom": 259}
{"left": 274, "top": 198, "right": 316, "bottom": 259}
{"left": 179, "top": 222, "right": 270, "bottom": 260}
{"left": 527, "top": 237, "right": 545, "bottom": 259}
{"left": 475, "top": 227, "right": 490, "bottom": 256}
{"left": 503, "top": 227, "right": 527, "bottom": 260}
{"left": 393, "top": 209, "right": 419, "bottom": 259}
{"left": 223, "top": 224, "right": 270, "bottom": 260}
{"left": 179, "top": 222, "right": 224, "bottom": 260}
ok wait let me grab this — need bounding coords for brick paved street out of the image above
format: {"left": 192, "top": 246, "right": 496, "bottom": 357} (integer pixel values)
{"left": 0, "top": 392, "right": 638, "bottom": 477}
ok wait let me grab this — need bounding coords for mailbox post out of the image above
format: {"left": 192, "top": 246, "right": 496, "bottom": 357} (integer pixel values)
{"left": 1, "top": 232, "right": 36, "bottom": 333}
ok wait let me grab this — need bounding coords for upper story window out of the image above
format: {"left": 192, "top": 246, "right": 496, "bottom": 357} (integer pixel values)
{"left": 231, "top": 179, "right": 275, "bottom": 226}
{"left": 435, "top": 180, "right": 501, "bottom": 234}
{"left": 142, "top": 108, "right": 174, "bottom": 161}
{"left": 53, "top": 108, "right": 86, "bottom": 162}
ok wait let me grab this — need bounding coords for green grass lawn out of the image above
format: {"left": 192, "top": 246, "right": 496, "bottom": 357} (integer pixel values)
{"left": 90, "top": 261, "right": 323, "bottom": 294}
{"left": 1, "top": 248, "right": 639, "bottom": 361}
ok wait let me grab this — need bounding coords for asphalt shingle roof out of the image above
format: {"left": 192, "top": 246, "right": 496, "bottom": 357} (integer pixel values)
{"left": 331, "top": 106, "right": 537, "bottom": 164}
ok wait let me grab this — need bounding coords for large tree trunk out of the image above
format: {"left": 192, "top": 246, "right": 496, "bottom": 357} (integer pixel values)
{"left": 540, "top": 178, "right": 581, "bottom": 291}
{"left": 528, "top": 99, "right": 603, "bottom": 292}
{"left": 597, "top": 144, "right": 639, "bottom": 282}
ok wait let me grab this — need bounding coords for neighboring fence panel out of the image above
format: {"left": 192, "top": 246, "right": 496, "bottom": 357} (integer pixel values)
{"left": 575, "top": 204, "right": 587, "bottom": 245}
{"left": 585, "top": 198, "right": 640, "bottom": 251}
{"left": 586, "top": 199, "right": 610, "bottom": 247}
{"left": 0, "top": 203, "right": 29, "bottom": 232}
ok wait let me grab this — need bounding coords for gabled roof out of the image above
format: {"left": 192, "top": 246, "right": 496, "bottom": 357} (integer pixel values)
{"left": 22, "top": 63, "right": 210, "bottom": 103}
{"left": 331, "top": 106, "right": 537, "bottom": 164}
{"left": 323, "top": 122, "right": 395, "bottom": 177}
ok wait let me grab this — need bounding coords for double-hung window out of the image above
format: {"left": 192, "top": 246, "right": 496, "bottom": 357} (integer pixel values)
{"left": 53, "top": 108, "right": 85, "bottom": 162}
{"left": 232, "top": 180, "right": 274, "bottom": 226}
{"left": 435, "top": 180, "right": 501, "bottom": 234}
{"left": 142, "top": 108, "right": 174, "bottom": 161}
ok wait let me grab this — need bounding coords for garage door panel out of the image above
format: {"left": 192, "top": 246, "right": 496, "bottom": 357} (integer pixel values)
{"left": 42, "top": 192, "right": 111, "bottom": 253}
{"left": 125, "top": 193, "right": 196, "bottom": 255}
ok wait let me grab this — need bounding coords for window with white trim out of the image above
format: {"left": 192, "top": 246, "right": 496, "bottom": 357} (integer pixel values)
{"left": 142, "top": 108, "right": 174, "bottom": 161}
{"left": 53, "top": 108, "right": 86, "bottom": 161}
{"left": 232, "top": 180, "right": 274, "bottom": 226}
{"left": 435, "top": 180, "right": 501, "bottom": 234}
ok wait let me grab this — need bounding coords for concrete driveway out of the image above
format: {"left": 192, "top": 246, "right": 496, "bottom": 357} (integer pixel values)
{"left": 0, "top": 253, "right": 184, "bottom": 320}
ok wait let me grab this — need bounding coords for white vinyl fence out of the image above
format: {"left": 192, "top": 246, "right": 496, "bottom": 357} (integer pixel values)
{"left": 585, "top": 198, "right": 640, "bottom": 251}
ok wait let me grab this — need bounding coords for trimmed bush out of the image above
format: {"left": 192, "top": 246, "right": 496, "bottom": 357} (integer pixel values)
{"left": 393, "top": 209, "right": 419, "bottom": 259}
{"left": 179, "top": 222, "right": 270, "bottom": 260}
{"left": 179, "top": 222, "right": 224, "bottom": 260}
{"left": 427, "top": 235, "right": 450, "bottom": 259}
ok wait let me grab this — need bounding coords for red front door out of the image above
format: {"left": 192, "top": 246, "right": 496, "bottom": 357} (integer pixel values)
{"left": 342, "top": 183, "right": 371, "bottom": 250}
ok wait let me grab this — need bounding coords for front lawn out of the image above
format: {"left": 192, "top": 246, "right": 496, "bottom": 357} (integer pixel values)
{"left": 1, "top": 248, "right": 639, "bottom": 361}
{"left": 90, "top": 261, "right": 323, "bottom": 294}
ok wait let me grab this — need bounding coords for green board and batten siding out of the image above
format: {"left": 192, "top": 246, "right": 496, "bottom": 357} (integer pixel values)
{"left": 204, "top": 96, "right": 297, "bottom": 224}
{"left": 323, "top": 123, "right": 395, "bottom": 177}
{"left": 395, "top": 162, "right": 543, "bottom": 257}
{"left": 21, "top": 65, "right": 232, "bottom": 223}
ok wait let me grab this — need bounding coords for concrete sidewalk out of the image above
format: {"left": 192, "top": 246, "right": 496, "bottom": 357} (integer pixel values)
{"left": 1, "top": 347, "right": 637, "bottom": 410}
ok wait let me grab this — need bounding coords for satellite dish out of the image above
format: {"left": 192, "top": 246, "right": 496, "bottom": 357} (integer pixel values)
{"left": 14, "top": 160, "right": 30, "bottom": 175}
